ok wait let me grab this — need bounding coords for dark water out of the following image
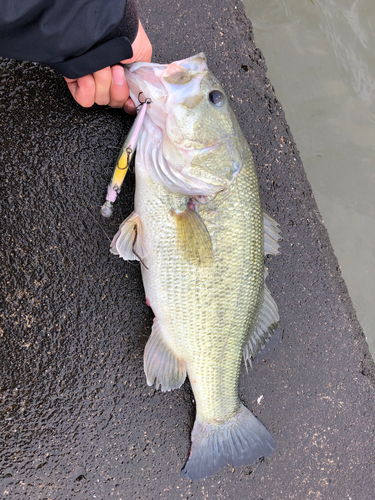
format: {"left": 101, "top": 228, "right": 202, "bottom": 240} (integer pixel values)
{"left": 243, "top": 0, "right": 375, "bottom": 358}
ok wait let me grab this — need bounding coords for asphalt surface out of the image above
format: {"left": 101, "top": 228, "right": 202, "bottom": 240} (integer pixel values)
{"left": 1, "top": 0, "right": 374, "bottom": 498}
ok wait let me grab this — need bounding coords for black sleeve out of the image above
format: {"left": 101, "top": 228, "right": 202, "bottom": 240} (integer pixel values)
{"left": 0, "top": 0, "right": 139, "bottom": 78}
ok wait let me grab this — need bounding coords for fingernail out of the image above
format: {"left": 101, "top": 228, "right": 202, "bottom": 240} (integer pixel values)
{"left": 112, "top": 66, "right": 125, "bottom": 85}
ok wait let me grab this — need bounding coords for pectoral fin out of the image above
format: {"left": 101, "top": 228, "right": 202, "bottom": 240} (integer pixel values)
{"left": 110, "top": 212, "right": 147, "bottom": 266}
{"left": 172, "top": 207, "right": 213, "bottom": 265}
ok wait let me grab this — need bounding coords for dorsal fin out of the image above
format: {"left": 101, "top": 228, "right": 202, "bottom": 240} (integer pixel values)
{"left": 246, "top": 211, "right": 281, "bottom": 363}
{"left": 264, "top": 211, "right": 281, "bottom": 256}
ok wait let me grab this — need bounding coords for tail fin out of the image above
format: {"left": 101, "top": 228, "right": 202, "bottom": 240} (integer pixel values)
{"left": 181, "top": 404, "right": 276, "bottom": 481}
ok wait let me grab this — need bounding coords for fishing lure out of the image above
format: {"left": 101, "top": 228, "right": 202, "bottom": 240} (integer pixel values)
{"left": 101, "top": 95, "right": 150, "bottom": 217}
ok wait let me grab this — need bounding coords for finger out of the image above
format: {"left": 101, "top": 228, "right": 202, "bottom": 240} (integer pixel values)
{"left": 93, "top": 67, "right": 112, "bottom": 105}
{"left": 109, "top": 65, "right": 130, "bottom": 108}
{"left": 124, "top": 96, "right": 137, "bottom": 115}
{"left": 64, "top": 75, "right": 96, "bottom": 107}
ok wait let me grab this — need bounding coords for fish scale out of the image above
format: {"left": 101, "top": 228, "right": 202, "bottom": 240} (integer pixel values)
{"left": 137, "top": 142, "right": 264, "bottom": 421}
{"left": 110, "top": 53, "right": 281, "bottom": 480}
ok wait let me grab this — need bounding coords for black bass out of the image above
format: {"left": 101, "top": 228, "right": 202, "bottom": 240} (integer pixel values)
{"left": 111, "top": 53, "right": 281, "bottom": 480}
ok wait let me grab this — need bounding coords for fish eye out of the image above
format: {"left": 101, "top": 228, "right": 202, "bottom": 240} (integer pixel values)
{"left": 208, "top": 90, "right": 225, "bottom": 107}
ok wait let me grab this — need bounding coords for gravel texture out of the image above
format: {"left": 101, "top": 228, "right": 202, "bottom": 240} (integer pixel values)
{"left": 1, "top": 1, "right": 374, "bottom": 498}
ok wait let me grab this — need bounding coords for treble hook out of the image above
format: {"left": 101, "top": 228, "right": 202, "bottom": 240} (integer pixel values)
{"left": 137, "top": 92, "right": 152, "bottom": 110}
{"left": 127, "top": 146, "right": 135, "bottom": 174}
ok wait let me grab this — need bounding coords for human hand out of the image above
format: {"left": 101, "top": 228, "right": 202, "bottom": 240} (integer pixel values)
{"left": 63, "top": 21, "right": 152, "bottom": 113}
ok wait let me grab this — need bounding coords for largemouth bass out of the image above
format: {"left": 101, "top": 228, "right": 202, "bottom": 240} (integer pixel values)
{"left": 111, "top": 53, "right": 281, "bottom": 480}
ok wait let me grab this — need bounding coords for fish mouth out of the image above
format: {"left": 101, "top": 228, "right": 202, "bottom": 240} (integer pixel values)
{"left": 127, "top": 53, "right": 208, "bottom": 79}
{"left": 125, "top": 53, "right": 208, "bottom": 107}
{"left": 126, "top": 61, "right": 167, "bottom": 97}
{"left": 125, "top": 64, "right": 167, "bottom": 110}
{"left": 125, "top": 55, "right": 222, "bottom": 152}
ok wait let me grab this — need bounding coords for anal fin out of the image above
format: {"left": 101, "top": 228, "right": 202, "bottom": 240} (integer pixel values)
{"left": 144, "top": 319, "right": 186, "bottom": 391}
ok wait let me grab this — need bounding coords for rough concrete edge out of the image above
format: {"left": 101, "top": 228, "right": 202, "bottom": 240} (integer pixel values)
{"left": 229, "top": 0, "right": 375, "bottom": 386}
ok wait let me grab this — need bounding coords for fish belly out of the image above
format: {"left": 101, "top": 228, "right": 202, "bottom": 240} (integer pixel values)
{"left": 138, "top": 156, "right": 263, "bottom": 404}
{"left": 135, "top": 153, "right": 275, "bottom": 479}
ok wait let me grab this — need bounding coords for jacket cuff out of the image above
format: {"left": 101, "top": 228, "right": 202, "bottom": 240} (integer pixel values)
{"left": 49, "top": 36, "right": 133, "bottom": 79}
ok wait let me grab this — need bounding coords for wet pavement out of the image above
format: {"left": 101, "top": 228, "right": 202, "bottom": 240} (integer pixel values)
{"left": 1, "top": 0, "right": 374, "bottom": 498}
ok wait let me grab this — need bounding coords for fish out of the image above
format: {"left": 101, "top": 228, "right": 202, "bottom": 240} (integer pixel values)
{"left": 110, "top": 53, "right": 281, "bottom": 481}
